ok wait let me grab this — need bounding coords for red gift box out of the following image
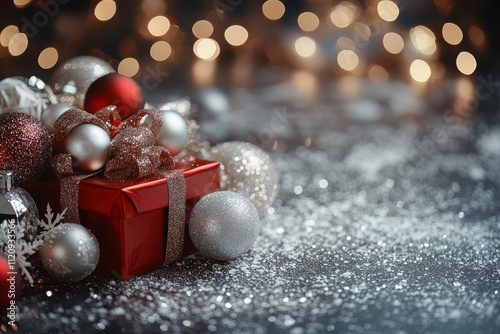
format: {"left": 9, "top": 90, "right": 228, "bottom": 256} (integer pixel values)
{"left": 24, "top": 159, "right": 220, "bottom": 279}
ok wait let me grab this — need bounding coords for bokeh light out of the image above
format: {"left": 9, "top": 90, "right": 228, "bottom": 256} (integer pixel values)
{"left": 148, "top": 16, "right": 170, "bottom": 37}
{"left": 442, "top": 23, "right": 463, "bottom": 45}
{"left": 262, "top": 0, "right": 285, "bottom": 21}
{"left": 150, "top": 41, "right": 172, "bottom": 61}
{"left": 337, "top": 50, "right": 359, "bottom": 71}
{"left": 141, "top": 0, "right": 167, "bottom": 16}
{"left": 354, "top": 23, "right": 371, "bottom": 44}
{"left": 367, "top": 64, "right": 389, "bottom": 84}
{"left": 13, "top": 0, "right": 31, "bottom": 8}
{"left": 194, "top": 38, "right": 220, "bottom": 61}
{"left": 456, "top": 51, "right": 476, "bottom": 75}
{"left": 8, "top": 32, "right": 28, "bottom": 56}
{"left": 329, "top": 3, "right": 356, "bottom": 28}
{"left": 192, "top": 20, "right": 214, "bottom": 39}
{"left": 298, "top": 12, "right": 319, "bottom": 32}
{"left": 377, "top": 1, "right": 399, "bottom": 22}
{"left": 469, "top": 26, "right": 486, "bottom": 48}
{"left": 335, "top": 37, "right": 355, "bottom": 52}
{"left": 94, "top": 0, "right": 116, "bottom": 22}
{"left": 295, "top": 37, "right": 316, "bottom": 58}
{"left": 38, "top": 47, "right": 58, "bottom": 69}
{"left": 0, "top": 25, "right": 19, "bottom": 47}
{"left": 118, "top": 57, "right": 140, "bottom": 77}
{"left": 292, "top": 70, "right": 318, "bottom": 98}
{"left": 410, "top": 59, "right": 431, "bottom": 82}
{"left": 224, "top": 25, "right": 249, "bottom": 46}
{"left": 383, "top": 32, "right": 404, "bottom": 54}
{"left": 410, "top": 25, "right": 437, "bottom": 55}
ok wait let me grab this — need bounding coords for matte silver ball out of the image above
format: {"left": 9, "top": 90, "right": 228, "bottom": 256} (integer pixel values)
{"left": 50, "top": 56, "right": 115, "bottom": 108}
{"left": 40, "top": 103, "right": 73, "bottom": 134}
{"left": 208, "top": 141, "right": 278, "bottom": 216}
{"left": 192, "top": 88, "right": 231, "bottom": 142}
{"left": 156, "top": 109, "right": 189, "bottom": 156}
{"left": 189, "top": 191, "right": 260, "bottom": 261}
{"left": 64, "top": 123, "right": 111, "bottom": 172}
{"left": 41, "top": 223, "right": 100, "bottom": 282}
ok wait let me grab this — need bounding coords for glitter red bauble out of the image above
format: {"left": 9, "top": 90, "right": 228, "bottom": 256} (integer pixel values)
{"left": 84, "top": 73, "right": 145, "bottom": 120}
{"left": 0, "top": 253, "right": 18, "bottom": 310}
{"left": 0, "top": 111, "right": 51, "bottom": 183}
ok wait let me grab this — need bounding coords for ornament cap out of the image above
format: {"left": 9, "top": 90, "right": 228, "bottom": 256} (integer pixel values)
{"left": 0, "top": 170, "right": 13, "bottom": 191}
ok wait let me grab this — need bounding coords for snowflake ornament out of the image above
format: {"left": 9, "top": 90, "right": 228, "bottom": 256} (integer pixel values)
{"left": 0, "top": 204, "right": 66, "bottom": 284}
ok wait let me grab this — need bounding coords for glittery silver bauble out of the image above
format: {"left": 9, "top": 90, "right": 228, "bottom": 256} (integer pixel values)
{"left": 208, "top": 142, "right": 278, "bottom": 216}
{"left": 0, "top": 78, "right": 47, "bottom": 120}
{"left": 41, "top": 223, "right": 99, "bottom": 282}
{"left": 50, "top": 56, "right": 115, "bottom": 109}
{"left": 156, "top": 109, "right": 189, "bottom": 156}
{"left": 157, "top": 98, "right": 193, "bottom": 118}
{"left": 64, "top": 124, "right": 111, "bottom": 172}
{"left": 39, "top": 103, "right": 73, "bottom": 134}
{"left": 189, "top": 191, "right": 260, "bottom": 260}
{"left": 192, "top": 88, "right": 232, "bottom": 142}
{"left": 0, "top": 111, "right": 52, "bottom": 183}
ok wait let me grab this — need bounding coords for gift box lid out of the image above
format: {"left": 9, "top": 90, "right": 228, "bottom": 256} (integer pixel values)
{"left": 74, "top": 159, "right": 219, "bottom": 219}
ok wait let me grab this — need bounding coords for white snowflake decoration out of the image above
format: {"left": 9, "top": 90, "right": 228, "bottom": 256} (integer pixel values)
{"left": 0, "top": 204, "right": 66, "bottom": 284}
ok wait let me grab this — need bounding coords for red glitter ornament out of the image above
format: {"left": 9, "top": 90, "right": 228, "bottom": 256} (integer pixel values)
{"left": 0, "top": 254, "right": 18, "bottom": 310}
{"left": 84, "top": 73, "right": 145, "bottom": 120}
{"left": 0, "top": 111, "right": 51, "bottom": 183}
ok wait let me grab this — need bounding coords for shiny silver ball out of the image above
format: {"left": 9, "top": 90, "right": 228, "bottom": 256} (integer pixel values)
{"left": 189, "top": 191, "right": 260, "bottom": 261}
{"left": 64, "top": 124, "right": 111, "bottom": 172}
{"left": 208, "top": 141, "right": 278, "bottom": 216}
{"left": 0, "top": 77, "right": 47, "bottom": 119}
{"left": 156, "top": 109, "right": 189, "bottom": 156}
{"left": 192, "top": 88, "right": 231, "bottom": 142}
{"left": 40, "top": 103, "right": 73, "bottom": 134}
{"left": 50, "top": 56, "right": 115, "bottom": 109}
{"left": 41, "top": 223, "right": 100, "bottom": 282}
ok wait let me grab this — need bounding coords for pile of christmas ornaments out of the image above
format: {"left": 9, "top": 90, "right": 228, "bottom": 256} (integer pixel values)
{"left": 0, "top": 56, "right": 278, "bottom": 289}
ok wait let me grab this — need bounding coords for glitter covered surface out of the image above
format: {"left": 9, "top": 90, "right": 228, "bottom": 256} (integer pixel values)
{"left": 189, "top": 191, "right": 260, "bottom": 260}
{"left": 12, "top": 79, "right": 500, "bottom": 333}
{"left": 49, "top": 56, "right": 115, "bottom": 109}
{"left": 0, "top": 111, "right": 51, "bottom": 184}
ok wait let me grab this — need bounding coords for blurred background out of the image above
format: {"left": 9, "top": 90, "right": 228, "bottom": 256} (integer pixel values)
{"left": 0, "top": 0, "right": 499, "bottom": 115}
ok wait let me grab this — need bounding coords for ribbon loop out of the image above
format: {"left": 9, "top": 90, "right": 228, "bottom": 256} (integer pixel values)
{"left": 51, "top": 107, "right": 186, "bottom": 266}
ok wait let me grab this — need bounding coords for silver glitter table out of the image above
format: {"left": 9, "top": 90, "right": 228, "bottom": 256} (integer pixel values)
{"left": 12, "top": 78, "right": 500, "bottom": 334}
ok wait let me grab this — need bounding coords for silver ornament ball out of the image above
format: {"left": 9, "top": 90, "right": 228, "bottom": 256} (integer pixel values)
{"left": 41, "top": 223, "right": 100, "bottom": 282}
{"left": 0, "top": 78, "right": 47, "bottom": 120}
{"left": 192, "top": 88, "right": 232, "bottom": 142}
{"left": 156, "top": 109, "right": 189, "bottom": 156}
{"left": 50, "top": 56, "right": 115, "bottom": 108}
{"left": 0, "top": 171, "right": 39, "bottom": 242}
{"left": 64, "top": 124, "right": 111, "bottom": 172}
{"left": 189, "top": 191, "right": 260, "bottom": 261}
{"left": 39, "top": 103, "right": 73, "bottom": 134}
{"left": 208, "top": 141, "right": 278, "bottom": 216}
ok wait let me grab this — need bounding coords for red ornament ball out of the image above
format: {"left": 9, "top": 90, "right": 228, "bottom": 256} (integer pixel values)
{"left": 0, "top": 111, "right": 51, "bottom": 183}
{"left": 84, "top": 73, "right": 145, "bottom": 120}
{"left": 0, "top": 253, "right": 18, "bottom": 310}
